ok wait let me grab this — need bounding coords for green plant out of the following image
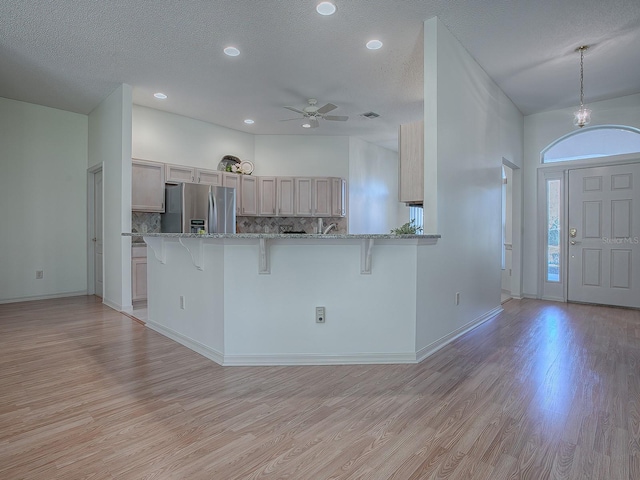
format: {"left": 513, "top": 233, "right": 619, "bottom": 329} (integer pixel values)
{"left": 390, "top": 219, "right": 422, "bottom": 235}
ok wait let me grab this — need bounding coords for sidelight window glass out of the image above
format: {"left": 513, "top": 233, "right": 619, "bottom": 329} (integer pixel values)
{"left": 546, "top": 179, "right": 561, "bottom": 282}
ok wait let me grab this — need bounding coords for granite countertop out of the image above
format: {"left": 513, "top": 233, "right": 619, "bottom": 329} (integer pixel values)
{"left": 122, "top": 232, "right": 440, "bottom": 240}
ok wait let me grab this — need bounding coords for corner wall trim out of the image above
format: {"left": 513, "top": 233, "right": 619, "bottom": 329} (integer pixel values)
{"left": 145, "top": 321, "right": 225, "bottom": 365}
{"left": 415, "top": 306, "right": 503, "bottom": 363}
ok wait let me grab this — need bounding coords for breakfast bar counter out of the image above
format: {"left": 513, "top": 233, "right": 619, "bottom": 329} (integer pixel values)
{"left": 122, "top": 232, "right": 441, "bottom": 366}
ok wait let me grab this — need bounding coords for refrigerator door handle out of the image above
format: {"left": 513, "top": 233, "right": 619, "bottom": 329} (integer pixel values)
{"left": 209, "top": 188, "right": 217, "bottom": 233}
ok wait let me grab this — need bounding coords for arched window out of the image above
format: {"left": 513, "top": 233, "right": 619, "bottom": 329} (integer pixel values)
{"left": 541, "top": 125, "right": 640, "bottom": 163}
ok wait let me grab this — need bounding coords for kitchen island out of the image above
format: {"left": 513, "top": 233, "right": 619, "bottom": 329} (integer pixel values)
{"left": 123, "top": 232, "right": 448, "bottom": 366}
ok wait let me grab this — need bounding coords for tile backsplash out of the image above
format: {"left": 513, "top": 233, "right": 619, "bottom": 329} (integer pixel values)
{"left": 237, "top": 216, "right": 347, "bottom": 234}
{"left": 132, "top": 211, "right": 347, "bottom": 236}
{"left": 132, "top": 212, "right": 160, "bottom": 242}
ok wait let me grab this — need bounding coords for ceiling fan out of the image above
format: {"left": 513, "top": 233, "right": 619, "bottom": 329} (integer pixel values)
{"left": 282, "top": 98, "right": 348, "bottom": 128}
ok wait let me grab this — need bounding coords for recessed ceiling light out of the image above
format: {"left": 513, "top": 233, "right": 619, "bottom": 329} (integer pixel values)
{"left": 316, "top": 1, "right": 336, "bottom": 15}
{"left": 224, "top": 46, "right": 240, "bottom": 57}
{"left": 302, "top": 123, "right": 312, "bottom": 128}
{"left": 153, "top": 92, "right": 167, "bottom": 99}
{"left": 244, "top": 119, "right": 255, "bottom": 125}
{"left": 366, "top": 39, "right": 383, "bottom": 50}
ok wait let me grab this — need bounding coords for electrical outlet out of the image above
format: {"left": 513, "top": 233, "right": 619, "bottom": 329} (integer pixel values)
{"left": 36, "top": 270, "right": 43, "bottom": 279}
{"left": 180, "top": 295, "right": 186, "bottom": 310}
{"left": 455, "top": 292, "right": 460, "bottom": 305}
{"left": 316, "top": 306, "right": 325, "bottom": 323}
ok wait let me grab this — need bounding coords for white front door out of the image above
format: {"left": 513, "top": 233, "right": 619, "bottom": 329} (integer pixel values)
{"left": 94, "top": 170, "right": 103, "bottom": 298}
{"left": 567, "top": 163, "right": 640, "bottom": 308}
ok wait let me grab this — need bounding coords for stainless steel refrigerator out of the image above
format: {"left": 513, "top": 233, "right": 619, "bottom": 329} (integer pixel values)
{"left": 161, "top": 183, "right": 236, "bottom": 234}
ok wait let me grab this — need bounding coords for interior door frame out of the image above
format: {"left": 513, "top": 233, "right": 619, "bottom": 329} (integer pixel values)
{"left": 536, "top": 153, "right": 640, "bottom": 302}
{"left": 87, "top": 163, "right": 104, "bottom": 296}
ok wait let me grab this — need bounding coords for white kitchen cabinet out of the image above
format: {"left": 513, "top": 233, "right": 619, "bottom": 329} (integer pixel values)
{"left": 398, "top": 120, "right": 424, "bottom": 204}
{"left": 131, "top": 246, "right": 147, "bottom": 301}
{"left": 313, "top": 178, "right": 332, "bottom": 217}
{"left": 196, "top": 168, "right": 222, "bottom": 185}
{"left": 240, "top": 175, "right": 258, "bottom": 216}
{"left": 331, "top": 177, "right": 347, "bottom": 217}
{"left": 258, "top": 177, "right": 277, "bottom": 216}
{"left": 222, "top": 173, "right": 242, "bottom": 215}
{"left": 132, "top": 159, "right": 165, "bottom": 212}
{"left": 294, "top": 178, "right": 313, "bottom": 216}
{"left": 277, "top": 177, "right": 295, "bottom": 216}
{"left": 166, "top": 164, "right": 195, "bottom": 183}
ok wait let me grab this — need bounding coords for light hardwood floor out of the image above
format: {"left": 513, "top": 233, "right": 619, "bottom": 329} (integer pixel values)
{"left": 1, "top": 296, "right": 638, "bottom": 479}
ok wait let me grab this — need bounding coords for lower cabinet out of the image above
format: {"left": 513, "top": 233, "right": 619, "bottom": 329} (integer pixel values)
{"left": 131, "top": 246, "right": 147, "bottom": 301}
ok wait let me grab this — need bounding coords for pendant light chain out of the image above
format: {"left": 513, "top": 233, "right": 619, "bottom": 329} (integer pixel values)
{"left": 579, "top": 47, "right": 585, "bottom": 108}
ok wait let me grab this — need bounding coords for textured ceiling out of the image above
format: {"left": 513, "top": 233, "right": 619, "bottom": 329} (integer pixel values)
{"left": 1, "top": 1, "right": 639, "bottom": 151}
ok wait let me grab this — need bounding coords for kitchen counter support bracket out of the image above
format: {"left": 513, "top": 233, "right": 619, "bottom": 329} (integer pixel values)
{"left": 179, "top": 238, "right": 205, "bottom": 271}
{"left": 144, "top": 237, "right": 166, "bottom": 265}
{"left": 259, "top": 238, "right": 270, "bottom": 274}
{"left": 361, "top": 239, "right": 374, "bottom": 274}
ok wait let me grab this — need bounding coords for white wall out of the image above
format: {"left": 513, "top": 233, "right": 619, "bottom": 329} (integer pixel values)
{"left": 132, "top": 105, "right": 254, "bottom": 169}
{"left": 522, "top": 93, "right": 640, "bottom": 296}
{"left": 88, "top": 85, "right": 133, "bottom": 311}
{"left": 253, "top": 135, "right": 349, "bottom": 178}
{"left": 348, "top": 137, "right": 408, "bottom": 233}
{"left": 0, "top": 97, "right": 88, "bottom": 302}
{"left": 416, "top": 18, "right": 524, "bottom": 353}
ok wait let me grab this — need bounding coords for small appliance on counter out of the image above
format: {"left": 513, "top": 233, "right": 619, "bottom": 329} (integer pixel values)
{"left": 161, "top": 183, "right": 236, "bottom": 234}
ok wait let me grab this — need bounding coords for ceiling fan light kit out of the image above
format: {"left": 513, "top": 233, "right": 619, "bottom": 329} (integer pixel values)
{"left": 573, "top": 45, "right": 591, "bottom": 128}
{"left": 283, "top": 98, "right": 349, "bottom": 129}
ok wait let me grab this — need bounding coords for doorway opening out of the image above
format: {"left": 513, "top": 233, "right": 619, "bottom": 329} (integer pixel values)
{"left": 501, "top": 164, "right": 514, "bottom": 303}
{"left": 87, "top": 165, "right": 104, "bottom": 299}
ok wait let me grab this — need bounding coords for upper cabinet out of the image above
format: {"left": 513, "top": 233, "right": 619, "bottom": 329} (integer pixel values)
{"left": 276, "top": 177, "right": 295, "bottom": 216}
{"left": 166, "top": 164, "right": 195, "bottom": 183}
{"left": 331, "top": 178, "right": 347, "bottom": 217}
{"left": 294, "top": 178, "right": 313, "bottom": 216}
{"left": 240, "top": 175, "right": 258, "bottom": 216}
{"left": 132, "top": 159, "right": 165, "bottom": 212}
{"left": 165, "top": 164, "right": 221, "bottom": 185}
{"left": 313, "top": 178, "right": 332, "bottom": 217}
{"left": 398, "top": 120, "right": 424, "bottom": 204}
{"left": 258, "top": 177, "right": 277, "bottom": 216}
{"left": 196, "top": 168, "right": 222, "bottom": 185}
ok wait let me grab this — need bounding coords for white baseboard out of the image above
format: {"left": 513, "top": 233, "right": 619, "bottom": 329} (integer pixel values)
{"left": 0, "top": 290, "right": 87, "bottom": 304}
{"left": 415, "top": 306, "right": 503, "bottom": 363}
{"left": 222, "top": 352, "right": 417, "bottom": 366}
{"left": 146, "top": 321, "right": 225, "bottom": 365}
{"left": 146, "top": 321, "right": 416, "bottom": 366}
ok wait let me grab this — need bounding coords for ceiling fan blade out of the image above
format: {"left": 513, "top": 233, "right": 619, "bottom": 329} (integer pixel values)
{"left": 317, "top": 103, "right": 337, "bottom": 114}
{"left": 284, "top": 106, "right": 306, "bottom": 115}
{"left": 309, "top": 118, "right": 320, "bottom": 128}
{"left": 280, "top": 117, "right": 303, "bottom": 121}
{"left": 324, "top": 115, "right": 348, "bottom": 121}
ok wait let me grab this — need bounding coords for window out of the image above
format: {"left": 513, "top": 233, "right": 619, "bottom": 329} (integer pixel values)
{"left": 542, "top": 125, "right": 640, "bottom": 163}
{"left": 409, "top": 205, "right": 423, "bottom": 234}
{"left": 546, "top": 179, "right": 561, "bottom": 282}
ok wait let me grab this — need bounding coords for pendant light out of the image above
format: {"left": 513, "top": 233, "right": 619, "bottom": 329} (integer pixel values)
{"left": 573, "top": 45, "right": 591, "bottom": 128}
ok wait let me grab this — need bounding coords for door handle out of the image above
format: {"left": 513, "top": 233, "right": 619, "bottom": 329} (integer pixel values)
{"left": 570, "top": 240, "right": 581, "bottom": 245}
